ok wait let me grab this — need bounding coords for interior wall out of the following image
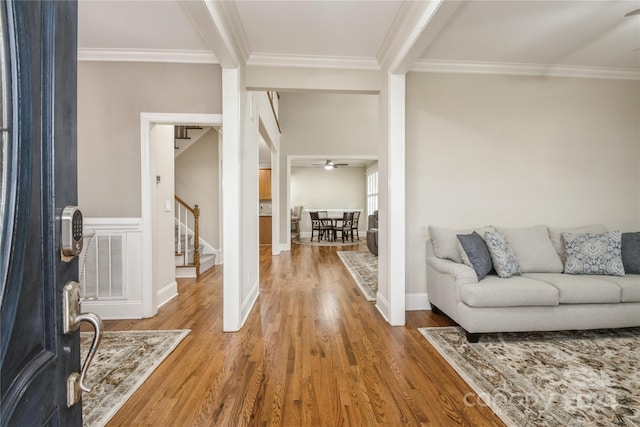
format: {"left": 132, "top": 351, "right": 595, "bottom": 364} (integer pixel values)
{"left": 150, "top": 125, "right": 176, "bottom": 297}
{"left": 291, "top": 166, "right": 367, "bottom": 235}
{"left": 278, "top": 92, "right": 379, "bottom": 244}
{"left": 406, "top": 72, "right": 640, "bottom": 296}
{"left": 174, "top": 128, "right": 220, "bottom": 249}
{"left": 77, "top": 62, "right": 222, "bottom": 218}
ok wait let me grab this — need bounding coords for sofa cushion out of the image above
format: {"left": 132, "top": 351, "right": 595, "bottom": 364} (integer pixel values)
{"left": 460, "top": 276, "right": 559, "bottom": 307}
{"left": 429, "top": 225, "right": 494, "bottom": 263}
{"left": 495, "top": 225, "right": 563, "bottom": 273}
{"left": 548, "top": 224, "right": 608, "bottom": 264}
{"left": 484, "top": 231, "right": 521, "bottom": 278}
{"left": 563, "top": 231, "right": 625, "bottom": 277}
{"left": 457, "top": 232, "right": 493, "bottom": 281}
{"left": 621, "top": 232, "right": 640, "bottom": 274}
{"left": 523, "top": 273, "right": 622, "bottom": 304}
{"left": 599, "top": 274, "right": 640, "bottom": 303}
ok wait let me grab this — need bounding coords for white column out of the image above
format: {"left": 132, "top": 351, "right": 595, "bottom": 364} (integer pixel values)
{"left": 387, "top": 73, "right": 406, "bottom": 326}
{"left": 222, "top": 68, "right": 242, "bottom": 331}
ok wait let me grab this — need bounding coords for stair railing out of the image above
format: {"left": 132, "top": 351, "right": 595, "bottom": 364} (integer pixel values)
{"left": 175, "top": 195, "right": 201, "bottom": 276}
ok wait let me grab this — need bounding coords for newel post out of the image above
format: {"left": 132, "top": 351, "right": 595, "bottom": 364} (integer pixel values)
{"left": 194, "top": 204, "right": 200, "bottom": 276}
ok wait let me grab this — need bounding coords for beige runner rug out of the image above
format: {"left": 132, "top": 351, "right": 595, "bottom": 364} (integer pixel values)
{"left": 81, "top": 329, "right": 190, "bottom": 427}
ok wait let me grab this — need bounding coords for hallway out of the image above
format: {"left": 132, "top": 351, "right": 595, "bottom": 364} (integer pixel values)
{"left": 102, "top": 244, "right": 503, "bottom": 426}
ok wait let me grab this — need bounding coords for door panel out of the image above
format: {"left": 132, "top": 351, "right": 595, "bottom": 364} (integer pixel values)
{"left": 1, "top": 1, "right": 82, "bottom": 425}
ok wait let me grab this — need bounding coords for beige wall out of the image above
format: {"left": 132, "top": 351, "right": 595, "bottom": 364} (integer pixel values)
{"left": 77, "top": 62, "right": 222, "bottom": 218}
{"left": 278, "top": 92, "right": 379, "bottom": 243}
{"left": 291, "top": 166, "right": 367, "bottom": 234}
{"left": 150, "top": 125, "right": 176, "bottom": 296}
{"left": 406, "top": 72, "right": 640, "bottom": 295}
{"left": 175, "top": 128, "right": 220, "bottom": 249}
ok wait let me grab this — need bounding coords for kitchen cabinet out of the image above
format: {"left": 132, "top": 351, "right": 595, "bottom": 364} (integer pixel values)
{"left": 259, "top": 216, "right": 272, "bottom": 244}
{"left": 259, "top": 169, "right": 271, "bottom": 200}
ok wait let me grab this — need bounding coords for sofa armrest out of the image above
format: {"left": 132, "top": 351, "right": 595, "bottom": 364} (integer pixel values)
{"left": 426, "top": 256, "right": 478, "bottom": 285}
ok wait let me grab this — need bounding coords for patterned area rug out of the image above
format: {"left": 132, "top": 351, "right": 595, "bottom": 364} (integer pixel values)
{"left": 418, "top": 326, "right": 640, "bottom": 427}
{"left": 337, "top": 251, "right": 378, "bottom": 301}
{"left": 297, "top": 237, "right": 367, "bottom": 247}
{"left": 81, "top": 330, "right": 190, "bottom": 427}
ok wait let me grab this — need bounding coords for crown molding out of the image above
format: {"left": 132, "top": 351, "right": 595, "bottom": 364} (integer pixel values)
{"left": 411, "top": 60, "right": 640, "bottom": 81}
{"left": 77, "top": 48, "right": 218, "bottom": 64}
{"left": 247, "top": 53, "right": 380, "bottom": 70}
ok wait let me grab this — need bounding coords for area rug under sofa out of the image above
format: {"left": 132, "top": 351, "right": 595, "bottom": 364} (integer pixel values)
{"left": 419, "top": 326, "right": 640, "bottom": 427}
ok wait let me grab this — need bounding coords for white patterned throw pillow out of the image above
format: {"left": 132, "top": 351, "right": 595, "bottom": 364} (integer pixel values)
{"left": 484, "top": 231, "right": 521, "bottom": 278}
{"left": 563, "top": 231, "right": 625, "bottom": 276}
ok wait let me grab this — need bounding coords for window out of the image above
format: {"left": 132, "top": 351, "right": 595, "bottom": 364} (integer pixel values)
{"left": 366, "top": 167, "right": 378, "bottom": 217}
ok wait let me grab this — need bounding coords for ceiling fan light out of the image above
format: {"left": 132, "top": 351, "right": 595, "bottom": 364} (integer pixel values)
{"left": 324, "top": 164, "right": 333, "bottom": 170}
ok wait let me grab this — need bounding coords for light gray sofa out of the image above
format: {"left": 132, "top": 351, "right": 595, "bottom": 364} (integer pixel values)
{"left": 426, "top": 224, "right": 640, "bottom": 342}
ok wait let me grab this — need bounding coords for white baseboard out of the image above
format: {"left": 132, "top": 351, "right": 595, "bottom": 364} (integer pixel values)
{"left": 80, "top": 300, "right": 144, "bottom": 320}
{"left": 406, "top": 292, "right": 430, "bottom": 311}
{"left": 241, "top": 279, "right": 260, "bottom": 326}
{"left": 375, "top": 291, "right": 390, "bottom": 322}
{"left": 157, "top": 281, "right": 178, "bottom": 308}
{"left": 280, "top": 243, "right": 291, "bottom": 252}
{"left": 175, "top": 266, "right": 197, "bottom": 278}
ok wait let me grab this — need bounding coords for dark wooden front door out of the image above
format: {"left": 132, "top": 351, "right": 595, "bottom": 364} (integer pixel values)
{"left": 1, "top": 1, "right": 83, "bottom": 425}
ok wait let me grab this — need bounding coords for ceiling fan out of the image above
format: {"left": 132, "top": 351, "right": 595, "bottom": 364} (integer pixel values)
{"left": 312, "top": 160, "right": 349, "bottom": 169}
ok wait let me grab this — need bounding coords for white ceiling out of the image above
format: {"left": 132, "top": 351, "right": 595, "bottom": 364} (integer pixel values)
{"left": 78, "top": 0, "right": 640, "bottom": 75}
{"left": 420, "top": 1, "right": 640, "bottom": 70}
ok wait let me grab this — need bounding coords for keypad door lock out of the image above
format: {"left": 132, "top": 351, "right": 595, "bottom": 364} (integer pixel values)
{"left": 61, "top": 206, "right": 83, "bottom": 257}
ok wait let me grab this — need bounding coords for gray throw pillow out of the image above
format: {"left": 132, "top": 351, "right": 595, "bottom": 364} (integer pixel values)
{"left": 563, "top": 231, "right": 625, "bottom": 276}
{"left": 457, "top": 232, "right": 493, "bottom": 281}
{"left": 549, "top": 224, "right": 608, "bottom": 264}
{"left": 621, "top": 232, "right": 640, "bottom": 274}
{"left": 484, "top": 231, "right": 521, "bottom": 278}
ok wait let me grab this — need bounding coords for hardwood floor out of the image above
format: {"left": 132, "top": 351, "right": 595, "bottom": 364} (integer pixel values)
{"left": 103, "top": 244, "right": 504, "bottom": 426}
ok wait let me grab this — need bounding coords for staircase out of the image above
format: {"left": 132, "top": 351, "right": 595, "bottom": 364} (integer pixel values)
{"left": 174, "top": 196, "right": 215, "bottom": 278}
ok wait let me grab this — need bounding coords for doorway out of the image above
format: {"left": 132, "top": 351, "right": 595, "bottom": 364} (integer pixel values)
{"left": 140, "top": 113, "right": 222, "bottom": 318}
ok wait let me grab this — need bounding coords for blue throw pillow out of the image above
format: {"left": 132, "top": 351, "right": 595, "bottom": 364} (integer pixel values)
{"left": 484, "top": 231, "right": 521, "bottom": 278}
{"left": 563, "top": 231, "right": 625, "bottom": 276}
{"left": 457, "top": 232, "right": 493, "bottom": 280}
{"left": 621, "top": 232, "right": 640, "bottom": 274}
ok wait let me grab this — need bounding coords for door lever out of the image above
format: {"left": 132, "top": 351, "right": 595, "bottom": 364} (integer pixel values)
{"left": 63, "top": 281, "right": 103, "bottom": 406}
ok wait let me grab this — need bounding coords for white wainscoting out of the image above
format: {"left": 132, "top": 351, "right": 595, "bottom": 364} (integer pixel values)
{"left": 80, "top": 218, "right": 144, "bottom": 319}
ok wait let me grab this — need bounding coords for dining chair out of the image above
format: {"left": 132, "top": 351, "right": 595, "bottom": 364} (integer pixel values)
{"left": 309, "top": 211, "right": 321, "bottom": 241}
{"left": 335, "top": 212, "right": 354, "bottom": 243}
{"left": 351, "top": 211, "right": 360, "bottom": 240}
{"left": 291, "top": 205, "right": 303, "bottom": 242}
{"left": 317, "top": 211, "right": 333, "bottom": 241}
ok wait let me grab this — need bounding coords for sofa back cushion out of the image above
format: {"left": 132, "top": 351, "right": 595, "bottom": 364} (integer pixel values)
{"left": 495, "top": 225, "right": 563, "bottom": 273}
{"left": 429, "top": 225, "right": 494, "bottom": 263}
{"left": 549, "top": 224, "right": 608, "bottom": 264}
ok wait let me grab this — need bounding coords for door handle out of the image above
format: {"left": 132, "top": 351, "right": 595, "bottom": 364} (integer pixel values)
{"left": 62, "top": 281, "right": 104, "bottom": 406}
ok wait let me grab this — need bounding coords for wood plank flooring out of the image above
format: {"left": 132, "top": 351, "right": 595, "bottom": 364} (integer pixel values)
{"left": 103, "top": 244, "right": 504, "bottom": 426}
